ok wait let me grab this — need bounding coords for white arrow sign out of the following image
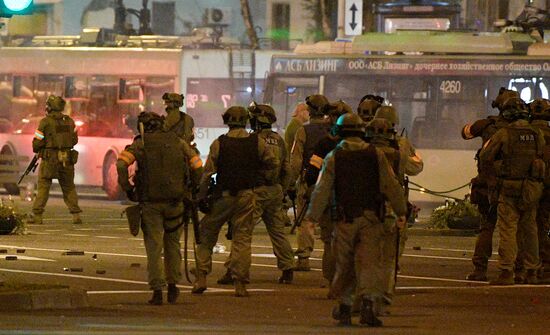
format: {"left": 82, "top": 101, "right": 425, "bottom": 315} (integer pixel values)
{"left": 345, "top": 0, "right": 363, "bottom": 36}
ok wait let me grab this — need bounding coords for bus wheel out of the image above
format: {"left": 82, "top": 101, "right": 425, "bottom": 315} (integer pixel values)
{"left": 102, "top": 152, "right": 123, "bottom": 200}
{"left": 1, "top": 145, "right": 21, "bottom": 196}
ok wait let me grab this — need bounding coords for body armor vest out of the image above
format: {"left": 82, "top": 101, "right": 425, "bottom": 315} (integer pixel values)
{"left": 477, "top": 116, "right": 510, "bottom": 183}
{"left": 497, "top": 126, "right": 542, "bottom": 180}
{"left": 257, "top": 130, "right": 283, "bottom": 186}
{"left": 304, "top": 135, "right": 338, "bottom": 187}
{"left": 137, "top": 131, "right": 186, "bottom": 202}
{"left": 166, "top": 110, "right": 194, "bottom": 143}
{"left": 532, "top": 122, "right": 550, "bottom": 187}
{"left": 302, "top": 122, "right": 330, "bottom": 169}
{"left": 46, "top": 114, "right": 75, "bottom": 149}
{"left": 217, "top": 133, "right": 259, "bottom": 194}
{"left": 335, "top": 146, "right": 381, "bottom": 222}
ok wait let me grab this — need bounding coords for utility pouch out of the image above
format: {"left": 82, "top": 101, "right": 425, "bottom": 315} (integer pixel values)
{"left": 57, "top": 150, "right": 70, "bottom": 167}
{"left": 125, "top": 205, "right": 142, "bottom": 236}
{"left": 69, "top": 149, "right": 79, "bottom": 165}
{"left": 470, "top": 177, "right": 488, "bottom": 206}
{"left": 499, "top": 179, "right": 523, "bottom": 198}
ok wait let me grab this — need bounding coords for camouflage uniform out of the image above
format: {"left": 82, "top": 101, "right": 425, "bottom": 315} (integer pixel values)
{"left": 480, "top": 117, "right": 545, "bottom": 285}
{"left": 162, "top": 93, "right": 195, "bottom": 144}
{"left": 306, "top": 134, "right": 406, "bottom": 326}
{"left": 462, "top": 115, "right": 511, "bottom": 280}
{"left": 530, "top": 118, "right": 550, "bottom": 276}
{"left": 193, "top": 109, "right": 275, "bottom": 296}
{"left": 290, "top": 117, "right": 331, "bottom": 268}
{"left": 116, "top": 112, "right": 203, "bottom": 304}
{"left": 31, "top": 96, "right": 81, "bottom": 224}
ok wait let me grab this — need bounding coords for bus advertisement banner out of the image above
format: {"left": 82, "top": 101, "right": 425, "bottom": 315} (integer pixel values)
{"left": 271, "top": 57, "right": 550, "bottom": 77}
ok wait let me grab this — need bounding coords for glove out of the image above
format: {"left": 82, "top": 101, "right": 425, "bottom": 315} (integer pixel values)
{"left": 198, "top": 198, "right": 211, "bottom": 214}
{"left": 126, "top": 188, "right": 138, "bottom": 202}
{"left": 287, "top": 189, "right": 297, "bottom": 201}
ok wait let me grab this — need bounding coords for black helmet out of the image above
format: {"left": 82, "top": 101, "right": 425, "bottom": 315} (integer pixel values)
{"left": 305, "top": 94, "right": 329, "bottom": 117}
{"left": 492, "top": 88, "right": 520, "bottom": 110}
{"left": 222, "top": 106, "right": 249, "bottom": 127}
{"left": 366, "top": 118, "right": 396, "bottom": 139}
{"left": 529, "top": 98, "right": 550, "bottom": 120}
{"left": 374, "top": 106, "right": 399, "bottom": 126}
{"left": 46, "top": 95, "right": 66, "bottom": 112}
{"left": 323, "top": 100, "right": 352, "bottom": 119}
{"left": 137, "top": 111, "right": 164, "bottom": 133}
{"left": 357, "top": 99, "right": 382, "bottom": 122}
{"left": 248, "top": 102, "right": 277, "bottom": 124}
{"left": 162, "top": 92, "right": 184, "bottom": 107}
{"left": 334, "top": 113, "right": 365, "bottom": 137}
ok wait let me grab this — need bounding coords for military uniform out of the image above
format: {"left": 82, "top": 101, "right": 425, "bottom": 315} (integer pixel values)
{"left": 306, "top": 114, "right": 406, "bottom": 326}
{"left": 480, "top": 116, "right": 545, "bottom": 285}
{"left": 290, "top": 117, "right": 331, "bottom": 268}
{"left": 462, "top": 90, "right": 517, "bottom": 281}
{"left": 31, "top": 96, "right": 81, "bottom": 225}
{"left": 116, "top": 112, "right": 203, "bottom": 304}
{"left": 162, "top": 93, "right": 195, "bottom": 144}
{"left": 193, "top": 106, "right": 275, "bottom": 297}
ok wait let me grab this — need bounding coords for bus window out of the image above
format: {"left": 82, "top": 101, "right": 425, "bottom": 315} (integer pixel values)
{"left": 0, "top": 74, "right": 12, "bottom": 130}
{"left": 143, "top": 77, "right": 175, "bottom": 115}
{"left": 119, "top": 78, "right": 144, "bottom": 103}
{"left": 85, "top": 76, "right": 127, "bottom": 138}
{"left": 437, "top": 77, "right": 486, "bottom": 150}
{"left": 390, "top": 77, "right": 435, "bottom": 149}
{"left": 506, "top": 77, "right": 550, "bottom": 102}
{"left": 12, "top": 75, "right": 35, "bottom": 99}
{"left": 65, "top": 76, "right": 90, "bottom": 100}
{"left": 267, "top": 76, "right": 319, "bottom": 129}
{"left": 36, "top": 74, "right": 64, "bottom": 107}
{"left": 12, "top": 75, "right": 37, "bottom": 121}
{"left": 324, "top": 74, "right": 389, "bottom": 109}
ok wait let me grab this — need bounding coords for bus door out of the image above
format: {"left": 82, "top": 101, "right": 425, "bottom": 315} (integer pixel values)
{"left": 264, "top": 74, "right": 321, "bottom": 129}
{"left": 435, "top": 76, "right": 487, "bottom": 150}
{"left": 389, "top": 76, "right": 437, "bottom": 149}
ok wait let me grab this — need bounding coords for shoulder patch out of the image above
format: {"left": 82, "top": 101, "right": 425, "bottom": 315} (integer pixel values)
{"left": 265, "top": 137, "right": 279, "bottom": 146}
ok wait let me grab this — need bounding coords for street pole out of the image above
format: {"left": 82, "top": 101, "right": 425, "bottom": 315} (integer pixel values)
{"left": 337, "top": 0, "right": 346, "bottom": 38}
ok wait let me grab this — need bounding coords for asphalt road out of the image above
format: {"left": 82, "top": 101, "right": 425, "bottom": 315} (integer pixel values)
{"left": 0, "top": 196, "right": 549, "bottom": 334}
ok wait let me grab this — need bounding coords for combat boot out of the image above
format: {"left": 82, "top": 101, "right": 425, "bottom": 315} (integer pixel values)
{"left": 148, "top": 289, "right": 163, "bottom": 305}
{"left": 217, "top": 269, "right": 234, "bottom": 285}
{"left": 466, "top": 268, "right": 487, "bottom": 282}
{"left": 295, "top": 257, "right": 310, "bottom": 271}
{"left": 514, "top": 271, "right": 526, "bottom": 284}
{"left": 31, "top": 213, "right": 43, "bottom": 225}
{"left": 359, "top": 297, "right": 383, "bottom": 327}
{"left": 490, "top": 270, "right": 514, "bottom": 285}
{"left": 167, "top": 284, "right": 180, "bottom": 304}
{"left": 191, "top": 270, "right": 207, "bottom": 294}
{"left": 234, "top": 280, "right": 249, "bottom": 297}
{"left": 72, "top": 213, "right": 83, "bottom": 225}
{"left": 525, "top": 270, "right": 539, "bottom": 285}
{"left": 332, "top": 304, "right": 352, "bottom": 326}
{"left": 278, "top": 269, "right": 293, "bottom": 284}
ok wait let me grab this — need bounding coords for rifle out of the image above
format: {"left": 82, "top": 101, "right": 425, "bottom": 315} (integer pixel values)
{"left": 290, "top": 197, "right": 309, "bottom": 235}
{"left": 17, "top": 154, "right": 39, "bottom": 185}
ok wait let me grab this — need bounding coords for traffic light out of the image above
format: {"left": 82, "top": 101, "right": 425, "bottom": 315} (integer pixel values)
{"left": 0, "top": 0, "right": 34, "bottom": 18}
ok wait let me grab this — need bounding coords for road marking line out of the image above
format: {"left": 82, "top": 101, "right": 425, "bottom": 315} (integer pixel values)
{"left": 96, "top": 236, "right": 119, "bottom": 239}
{"left": 402, "top": 254, "right": 497, "bottom": 262}
{"left": 64, "top": 234, "right": 89, "bottom": 237}
{"left": 398, "top": 284, "right": 550, "bottom": 290}
{"left": 398, "top": 274, "right": 486, "bottom": 284}
{"left": 0, "top": 255, "right": 56, "bottom": 262}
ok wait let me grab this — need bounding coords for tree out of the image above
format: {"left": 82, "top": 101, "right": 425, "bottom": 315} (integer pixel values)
{"left": 302, "top": 0, "right": 336, "bottom": 41}
{"left": 240, "top": 0, "right": 259, "bottom": 49}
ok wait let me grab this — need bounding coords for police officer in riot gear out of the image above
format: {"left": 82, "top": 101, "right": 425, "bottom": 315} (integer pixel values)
{"left": 462, "top": 88, "right": 520, "bottom": 282}
{"left": 304, "top": 113, "right": 406, "bottom": 327}
{"left": 289, "top": 94, "right": 330, "bottom": 271}
{"left": 193, "top": 106, "right": 273, "bottom": 297}
{"left": 302, "top": 100, "right": 351, "bottom": 289}
{"left": 480, "top": 97, "right": 545, "bottom": 285}
{"left": 162, "top": 92, "right": 195, "bottom": 144}
{"left": 116, "top": 112, "right": 203, "bottom": 305}
{"left": 357, "top": 94, "right": 384, "bottom": 123}
{"left": 31, "top": 95, "right": 82, "bottom": 225}
{"left": 529, "top": 98, "right": 550, "bottom": 280}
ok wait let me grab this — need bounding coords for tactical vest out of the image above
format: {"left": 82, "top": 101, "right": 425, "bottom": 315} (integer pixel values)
{"left": 302, "top": 122, "right": 330, "bottom": 169}
{"left": 217, "top": 133, "right": 259, "bottom": 194}
{"left": 335, "top": 146, "right": 381, "bottom": 222}
{"left": 532, "top": 122, "right": 550, "bottom": 186}
{"left": 137, "top": 131, "right": 186, "bottom": 202}
{"left": 497, "top": 126, "right": 542, "bottom": 180}
{"left": 304, "top": 135, "right": 338, "bottom": 187}
{"left": 167, "top": 110, "right": 194, "bottom": 143}
{"left": 477, "top": 116, "right": 510, "bottom": 182}
{"left": 256, "top": 130, "right": 283, "bottom": 186}
{"left": 371, "top": 138, "right": 401, "bottom": 177}
{"left": 481, "top": 116, "right": 509, "bottom": 144}
{"left": 46, "top": 114, "right": 75, "bottom": 149}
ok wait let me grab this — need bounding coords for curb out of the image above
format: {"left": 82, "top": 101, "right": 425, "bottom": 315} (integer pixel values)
{"left": 0, "top": 288, "right": 88, "bottom": 310}
{"left": 408, "top": 227, "right": 478, "bottom": 237}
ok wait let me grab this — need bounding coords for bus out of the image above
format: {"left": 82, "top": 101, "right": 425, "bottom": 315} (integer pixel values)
{"left": 263, "top": 30, "right": 550, "bottom": 203}
{"left": 0, "top": 34, "right": 274, "bottom": 199}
